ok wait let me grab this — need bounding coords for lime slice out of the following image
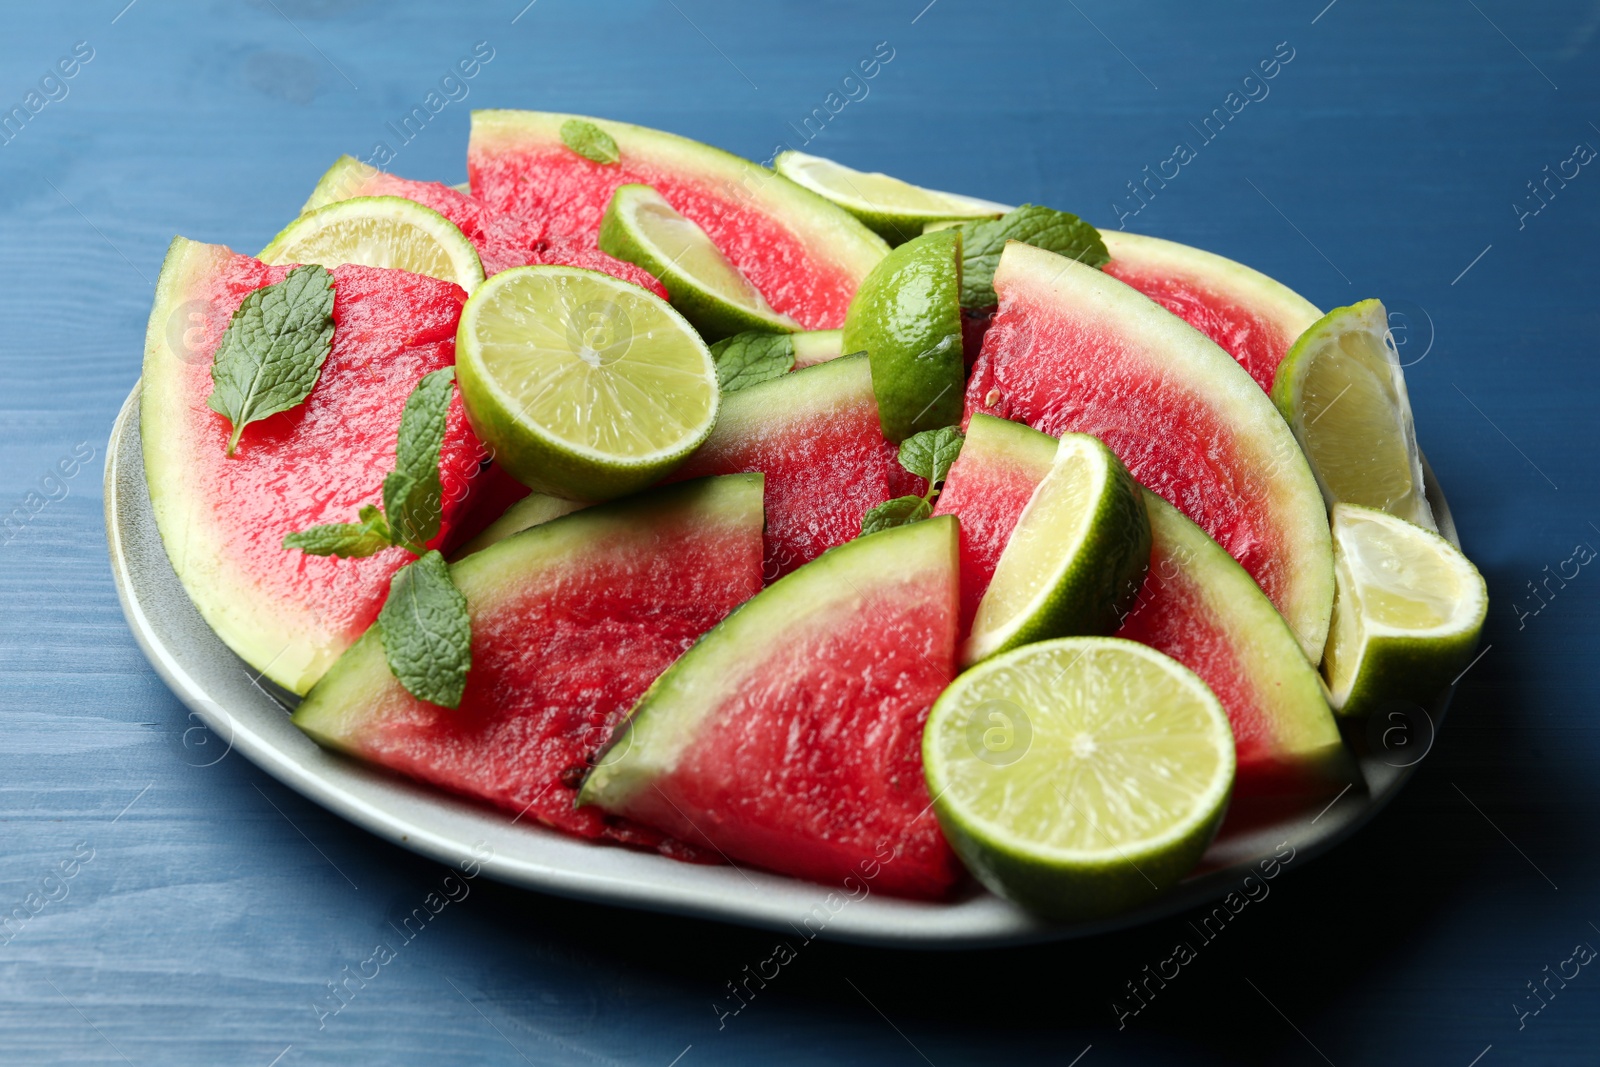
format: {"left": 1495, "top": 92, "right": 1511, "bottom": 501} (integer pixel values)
{"left": 964, "top": 433, "right": 1151, "bottom": 666}
{"left": 454, "top": 265, "right": 720, "bottom": 501}
{"left": 1271, "top": 299, "right": 1435, "bottom": 530}
{"left": 1321, "top": 504, "right": 1487, "bottom": 718}
{"left": 259, "top": 195, "right": 485, "bottom": 294}
{"left": 841, "top": 228, "right": 965, "bottom": 442}
{"left": 924, "top": 637, "right": 1235, "bottom": 919}
{"left": 774, "top": 150, "right": 1007, "bottom": 244}
{"left": 598, "top": 183, "right": 798, "bottom": 341}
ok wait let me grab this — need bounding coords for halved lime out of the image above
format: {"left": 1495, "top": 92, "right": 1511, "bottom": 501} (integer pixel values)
{"left": 841, "top": 227, "right": 965, "bottom": 442}
{"left": 1322, "top": 504, "right": 1487, "bottom": 717}
{"left": 963, "top": 433, "right": 1151, "bottom": 666}
{"left": 774, "top": 150, "right": 1007, "bottom": 244}
{"left": 598, "top": 183, "right": 798, "bottom": 341}
{"left": 924, "top": 637, "right": 1235, "bottom": 919}
{"left": 1271, "top": 299, "right": 1435, "bottom": 530}
{"left": 259, "top": 195, "right": 485, "bottom": 293}
{"left": 454, "top": 265, "right": 720, "bottom": 501}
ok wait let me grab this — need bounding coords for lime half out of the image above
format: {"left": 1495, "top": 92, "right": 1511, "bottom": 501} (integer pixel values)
{"left": 774, "top": 150, "right": 1007, "bottom": 244}
{"left": 455, "top": 265, "right": 720, "bottom": 501}
{"left": 925, "top": 637, "right": 1235, "bottom": 919}
{"left": 598, "top": 183, "right": 798, "bottom": 341}
{"left": 1322, "top": 504, "right": 1487, "bottom": 717}
{"left": 259, "top": 195, "right": 485, "bottom": 293}
{"left": 1271, "top": 299, "right": 1435, "bottom": 530}
{"left": 964, "top": 433, "right": 1151, "bottom": 666}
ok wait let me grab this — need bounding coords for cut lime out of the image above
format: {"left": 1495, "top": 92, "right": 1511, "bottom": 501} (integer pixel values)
{"left": 774, "top": 150, "right": 1007, "bottom": 244}
{"left": 841, "top": 228, "right": 964, "bottom": 442}
{"left": 924, "top": 637, "right": 1235, "bottom": 919}
{"left": 598, "top": 183, "right": 798, "bottom": 341}
{"left": 259, "top": 195, "right": 485, "bottom": 294}
{"left": 1322, "top": 504, "right": 1487, "bottom": 718}
{"left": 1271, "top": 299, "right": 1435, "bottom": 530}
{"left": 963, "top": 433, "right": 1151, "bottom": 666}
{"left": 454, "top": 265, "right": 720, "bottom": 501}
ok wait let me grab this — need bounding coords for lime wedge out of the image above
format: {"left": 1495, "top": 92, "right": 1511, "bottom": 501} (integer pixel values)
{"left": 454, "top": 265, "right": 720, "bottom": 500}
{"left": 1271, "top": 299, "right": 1435, "bottom": 530}
{"left": 964, "top": 433, "right": 1151, "bottom": 666}
{"left": 774, "top": 150, "right": 1007, "bottom": 244}
{"left": 259, "top": 195, "right": 485, "bottom": 293}
{"left": 598, "top": 183, "right": 798, "bottom": 341}
{"left": 1322, "top": 504, "right": 1487, "bottom": 717}
{"left": 924, "top": 637, "right": 1235, "bottom": 919}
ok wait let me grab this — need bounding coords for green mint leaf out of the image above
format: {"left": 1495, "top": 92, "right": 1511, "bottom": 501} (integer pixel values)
{"left": 897, "top": 426, "right": 965, "bottom": 488}
{"left": 860, "top": 495, "right": 932, "bottom": 536}
{"left": 708, "top": 332, "right": 795, "bottom": 392}
{"left": 384, "top": 368, "right": 456, "bottom": 552}
{"left": 378, "top": 550, "right": 472, "bottom": 709}
{"left": 282, "top": 504, "right": 392, "bottom": 558}
{"left": 959, "top": 205, "right": 1109, "bottom": 309}
{"left": 560, "top": 119, "right": 620, "bottom": 165}
{"left": 207, "top": 264, "right": 336, "bottom": 455}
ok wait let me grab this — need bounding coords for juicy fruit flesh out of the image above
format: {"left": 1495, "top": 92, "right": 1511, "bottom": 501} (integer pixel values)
{"left": 464, "top": 268, "right": 716, "bottom": 459}
{"left": 472, "top": 140, "right": 862, "bottom": 328}
{"left": 1336, "top": 509, "right": 1467, "bottom": 632}
{"left": 929, "top": 639, "right": 1233, "bottom": 856}
{"left": 631, "top": 195, "right": 782, "bottom": 314}
{"left": 261, "top": 198, "right": 481, "bottom": 291}
{"left": 781, "top": 152, "right": 1005, "bottom": 218}
{"left": 143, "top": 242, "right": 486, "bottom": 693}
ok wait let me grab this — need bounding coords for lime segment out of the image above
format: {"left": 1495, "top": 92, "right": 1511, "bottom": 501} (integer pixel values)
{"left": 924, "top": 637, "right": 1235, "bottom": 919}
{"left": 599, "top": 183, "right": 797, "bottom": 340}
{"left": 1321, "top": 504, "right": 1487, "bottom": 717}
{"left": 259, "top": 195, "right": 485, "bottom": 293}
{"left": 455, "top": 265, "right": 719, "bottom": 500}
{"left": 774, "top": 150, "right": 1007, "bottom": 243}
{"left": 964, "top": 433, "right": 1151, "bottom": 665}
{"left": 1271, "top": 299, "right": 1435, "bottom": 530}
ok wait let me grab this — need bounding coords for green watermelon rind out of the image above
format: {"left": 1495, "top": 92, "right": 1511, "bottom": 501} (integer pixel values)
{"left": 959, "top": 412, "right": 1058, "bottom": 478}
{"left": 299, "top": 155, "right": 382, "bottom": 215}
{"left": 293, "top": 472, "right": 766, "bottom": 748}
{"left": 577, "top": 515, "right": 960, "bottom": 814}
{"left": 695, "top": 349, "right": 876, "bottom": 451}
{"left": 994, "top": 241, "right": 1335, "bottom": 663}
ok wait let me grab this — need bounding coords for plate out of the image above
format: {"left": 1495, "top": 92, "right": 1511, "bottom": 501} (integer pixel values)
{"left": 104, "top": 385, "right": 1458, "bottom": 947}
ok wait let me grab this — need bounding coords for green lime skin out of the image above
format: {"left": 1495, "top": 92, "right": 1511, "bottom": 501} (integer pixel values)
{"left": 841, "top": 228, "right": 965, "bottom": 442}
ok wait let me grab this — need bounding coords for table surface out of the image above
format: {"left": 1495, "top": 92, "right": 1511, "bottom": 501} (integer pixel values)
{"left": 3, "top": 1, "right": 1598, "bottom": 1063}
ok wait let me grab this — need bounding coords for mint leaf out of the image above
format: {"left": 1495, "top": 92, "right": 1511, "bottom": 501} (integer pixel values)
{"left": 384, "top": 368, "right": 455, "bottom": 553}
{"left": 861, "top": 495, "right": 932, "bottom": 536}
{"left": 379, "top": 550, "right": 472, "bottom": 708}
{"left": 959, "top": 206, "right": 1108, "bottom": 309}
{"left": 207, "top": 265, "right": 336, "bottom": 455}
{"left": 709, "top": 332, "right": 795, "bottom": 392}
{"left": 897, "top": 426, "right": 964, "bottom": 488}
{"left": 560, "top": 119, "right": 619, "bottom": 165}
{"left": 283, "top": 505, "right": 392, "bottom": 558}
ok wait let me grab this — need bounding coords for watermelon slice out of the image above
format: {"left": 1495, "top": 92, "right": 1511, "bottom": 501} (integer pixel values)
{"left": 141, "top": 237, "right": 491, "bottom": 694}
{"left": 673, "top": 353, "right": 924, "bottom": 580}
{"left": 578, "top": 517, "right": 964, "bottom": 899}
{"left": 468, "top": 110, "right": 889, "bottom": 328}
{"left": 298, "top": 155, "right": 667, "bottom": 297}
{"left": 293, "top": 475, "right": 766, "bottom": 845}
{"left": 931, "top": 415, "right": 1348, "bottom": 797}
{"left": 964, "top": 242, "right": 1334, "bottom": 661}
{"left": 1101, "top": 230, "right": 1322, "bottom": 393}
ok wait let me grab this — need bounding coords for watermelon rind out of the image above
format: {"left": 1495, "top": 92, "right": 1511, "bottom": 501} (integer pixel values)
{"left": 299, "top": 155, "right": 381, "bottom": 214}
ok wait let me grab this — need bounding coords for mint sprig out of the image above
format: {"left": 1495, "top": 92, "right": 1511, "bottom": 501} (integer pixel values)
{"left": 560, "top": 119, "right": 620, "bottom": 165}
{"left": 709, "top": 331, "right": 795, "bottom": 392}
{"left": 378, "top": 550, "right": 472, "bottom": 709}
{"left": 208, "top": 264, "right": 336, "bottom": 456}
{"left": 282, "top": 504, "right": 392, "bottom": 558}
{"left": 958, "top": 206, "right": 1109, "bottom": 309}
{"left": 860, "top": 425, "right": 965, "bottom": 535}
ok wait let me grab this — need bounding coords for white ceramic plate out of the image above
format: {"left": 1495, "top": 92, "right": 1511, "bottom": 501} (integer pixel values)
{"left": 105, "top": 386, "right": 1459, "bottom": 947}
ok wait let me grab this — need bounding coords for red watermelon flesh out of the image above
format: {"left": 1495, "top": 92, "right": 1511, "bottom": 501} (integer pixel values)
{"left": 293, "top": 475, "right": 767, "bottom": 847}
{"left": 140, "top": 238, "right": 492, "bottom": 694}
{"left": 673, "top": 354, "right": 923, "bottom": 580}
{"left": 578, "top": 517, "right": 963, "bottom": 899}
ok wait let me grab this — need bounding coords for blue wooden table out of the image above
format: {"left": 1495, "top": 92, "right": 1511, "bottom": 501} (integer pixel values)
{"left": 3, "top": 1, "right": 1597, "bottom": 1062}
